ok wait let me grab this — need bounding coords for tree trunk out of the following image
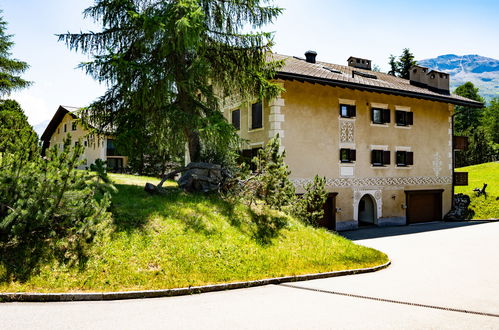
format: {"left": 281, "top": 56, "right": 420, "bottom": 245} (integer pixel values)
{"left": 186, "top": 128, "right": 201, "bottom": 163}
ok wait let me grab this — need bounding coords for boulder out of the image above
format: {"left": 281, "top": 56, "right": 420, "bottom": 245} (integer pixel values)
{"left": 178, "top": 162, "right": 224, "bottom": 193}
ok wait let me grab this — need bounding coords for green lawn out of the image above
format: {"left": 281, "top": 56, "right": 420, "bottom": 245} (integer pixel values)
{"left": 0, "top": 173, "right": 388, "bottom": 293}
{"left": 455, "top": 162, "right": 499, "bottom": 219}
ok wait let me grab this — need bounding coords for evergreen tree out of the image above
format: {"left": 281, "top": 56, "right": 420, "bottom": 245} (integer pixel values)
{"left": 0, "top": 99, "right": 38, "bottom": 156}
{"left": 0, "top": 12, "right": 30, "bottom": 96}
{"left": 388, "top": 55, "right": 397, "bottom": 76}
{"left": 253, "top": 135, "right": 295, "bottom": 210}
{"left": 58, "top": 0, "right": 283, "bottom": 163}
{"left": 387, "top": 49, "right": 416, "bottom": 79}
{"left": 396, "top": 48, "right": 416, "bottom": 79}
{"left": 293, "top": 175, "right": 327, "bottom": 227}
{"left": 454, "top": 82, "right": 484, "bottom": 133}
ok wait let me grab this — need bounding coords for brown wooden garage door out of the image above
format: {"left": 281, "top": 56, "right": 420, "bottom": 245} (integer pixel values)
{"left": 405, "top": 190, "right": 443, "bottom": 224}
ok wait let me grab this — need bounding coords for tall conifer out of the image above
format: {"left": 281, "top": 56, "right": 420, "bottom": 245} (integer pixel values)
{"left": 58, "top": 0, "right": 283, "bottom": 163}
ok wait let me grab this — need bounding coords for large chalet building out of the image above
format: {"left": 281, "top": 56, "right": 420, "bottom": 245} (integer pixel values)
{"left": 224, "top": 51, "right": 482, "bottom": 231}
{"left": 40, "top": 105, "right": 128, "bottom": 171}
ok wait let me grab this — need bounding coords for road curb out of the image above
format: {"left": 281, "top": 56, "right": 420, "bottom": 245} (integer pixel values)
{"left": 0, "top": 261, "right": 391, "bottom": 303}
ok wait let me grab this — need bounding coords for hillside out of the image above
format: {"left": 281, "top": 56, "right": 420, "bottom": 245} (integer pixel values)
{"left": 0, "top": 173, "right": 388, "bottom": 293}
{"left": 455, "top": 162, "right": 499, "bottom": 220}
{"left": 419, "top": 54, "right": 499, "bottom": 101}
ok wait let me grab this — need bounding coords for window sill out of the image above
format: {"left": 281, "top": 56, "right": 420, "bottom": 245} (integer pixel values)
{"left": 395, "top": 125, "right": 412, "bottom": 129}
{"left": 371, "top": 165, "right": 389, "bottom": 169}
{"left": 370, "top": 123, "right": 389, "bottom": 127}
{"left": 340, "top": 161, "right": 355, "bottom": 164}
{"left": 396, "top": 166, "right": 413, "bottom": 169}
{"left": 248, "top": 127, "right": 264, "bottom": 132}
{"left": 339, "top": 116, "right": 356, "bottom": 121}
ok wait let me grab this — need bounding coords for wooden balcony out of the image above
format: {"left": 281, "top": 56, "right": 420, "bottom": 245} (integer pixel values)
{"left": 453, "top": 136, "right": 469, "bottom": 150}
{"left": 454, "top": 172, "right": 468, "bottom": 186}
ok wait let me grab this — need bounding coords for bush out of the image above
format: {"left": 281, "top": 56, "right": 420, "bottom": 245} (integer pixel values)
{"left": 293, "top": 175, "right": 328, "bottom": 227}
{"left": 0, "top": 137, "right": 111, "bottom": 281}
{"left": 252, "top": 135, "right": 295, "bottom": 210}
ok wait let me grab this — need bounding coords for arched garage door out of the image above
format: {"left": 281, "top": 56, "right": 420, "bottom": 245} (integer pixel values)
{"left": 405, "top": 190, "right": 443, "bottom": 224}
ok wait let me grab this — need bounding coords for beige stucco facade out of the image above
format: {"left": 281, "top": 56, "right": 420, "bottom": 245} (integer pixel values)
{"left": 47, "top": 113, "right": 128, "bottom": 171}
{"left": 225, "top": 80, "right": 455, "bottom": 230}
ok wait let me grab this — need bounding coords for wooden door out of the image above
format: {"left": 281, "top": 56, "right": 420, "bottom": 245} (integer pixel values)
{"left": 317, "top": 193, "right": 337, "bottom": 230}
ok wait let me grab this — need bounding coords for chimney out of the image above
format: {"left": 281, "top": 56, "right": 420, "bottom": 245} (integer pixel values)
{"left": 410, "top": 65, "right": 450, "bottom": 94}
{"left": 347, "top": 56, "right": 371, "bottom": 70}
{"left": 305, "top": 50, "right": 317, "bottom": 64}
{"left": 409, "top": 65, "right": 429, "bottom": 88}
{"left": 426, "top": 70, "right": 450, "bottom": 95}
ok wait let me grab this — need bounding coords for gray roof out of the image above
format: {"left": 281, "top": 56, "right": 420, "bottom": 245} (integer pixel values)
{"left": 273, "top": 53, "right": 483, "bottom": 108}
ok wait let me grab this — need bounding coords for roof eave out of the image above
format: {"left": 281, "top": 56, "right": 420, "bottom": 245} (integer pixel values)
{"left": 276, "top": 72, "right": 484, "bottom": 108}
{"left": 40, "top": 106, "right": 78, "bottom": 141}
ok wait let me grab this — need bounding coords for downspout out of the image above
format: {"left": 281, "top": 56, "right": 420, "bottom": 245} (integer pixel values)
{"left": 451, "top": 113, "right": 455, "bottom": 208}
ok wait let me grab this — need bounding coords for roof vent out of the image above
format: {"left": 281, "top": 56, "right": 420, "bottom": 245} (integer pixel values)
{"left": 305, "top": 50, "right": 317, "bottom": 64}
{"left": 347, "top": 56, "right": 371, "bottom": 70}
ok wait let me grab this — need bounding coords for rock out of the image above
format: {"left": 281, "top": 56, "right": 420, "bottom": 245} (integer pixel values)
{"left": 145, "top": 162, "right": 230, "bottom": 194}
{"left": 178, "top": 162, "right": 226, "bottom": 193}
{"left": 444, "top": 193, "right": 472, "bottom": 221}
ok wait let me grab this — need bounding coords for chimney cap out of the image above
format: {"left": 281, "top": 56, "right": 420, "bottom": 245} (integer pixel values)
{"left": 305, "top": 50, "right": 317, "bottom": 63}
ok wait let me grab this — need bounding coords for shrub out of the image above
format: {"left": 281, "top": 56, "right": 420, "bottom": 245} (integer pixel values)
{"left": 0, "top": 137, "right": 111, "bottom": 281}
{"left": 293, "top": 175, "right": 328, "bottom": 227}
{"left": 252, "top": 135, "right": 295, "bottom": 210}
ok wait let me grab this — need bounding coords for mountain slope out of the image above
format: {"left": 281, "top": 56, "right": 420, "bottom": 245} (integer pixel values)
{"left": 419, "top": 54, "right": 499, "bottom": 101}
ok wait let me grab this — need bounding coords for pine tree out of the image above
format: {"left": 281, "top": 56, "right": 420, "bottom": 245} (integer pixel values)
{"left": 387, "top": 49, "right": 417, "bottom": 79}
{"left": 253, "top": 135, "right": 295, "bottom": 210}
{"left": 58, "top": 0, "right": 284, "bottom": 163}
{"left": 396, "top": 48, "right": 416, "bottom": 79}
{"left": 0, "top": 99, "right": 38, "bottom": 156}
{"left": 388, "top": 55, "right": 397, "bottom": 76}
{"left": 0, "top": 12, "right": 30, "bottom": 96}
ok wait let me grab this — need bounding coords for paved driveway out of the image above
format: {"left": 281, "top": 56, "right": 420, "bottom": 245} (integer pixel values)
{"left": 1, "top": 221, "right": 499, "bottom": 329}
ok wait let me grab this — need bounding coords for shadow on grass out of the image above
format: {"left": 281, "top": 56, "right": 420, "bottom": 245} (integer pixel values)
{"left": 0, "top": 240, "right": 89, "bottom": 284}
{"left": 111, "top": 183, "right": 288, "bottom": 245}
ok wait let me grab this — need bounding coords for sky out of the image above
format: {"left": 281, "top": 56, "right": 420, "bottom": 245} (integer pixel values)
{"left": 1, "top": 0, "right": 498, "bottom": 133}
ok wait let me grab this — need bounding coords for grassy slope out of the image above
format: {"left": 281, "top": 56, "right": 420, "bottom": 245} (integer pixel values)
{"left": 0, "top": 173, "right": 388, "bottom": 293}
{"left": 455, "top": 162, "right": 499, "bottom": 219}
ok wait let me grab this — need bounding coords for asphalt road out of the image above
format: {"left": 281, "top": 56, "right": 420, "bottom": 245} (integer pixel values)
{"left": 1, "top": 221, "right": 499, "bottom": 329}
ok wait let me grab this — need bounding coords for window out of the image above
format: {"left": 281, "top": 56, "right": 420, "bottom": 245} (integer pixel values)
{"left": 340, "top": 104, "right": 356, "bottom": 118}
{"left": 231, "top": 109, "right": 240, "bottom": 130}
{"left": 251, "top": 102, "right": 263, "bottom": 130}
{"left": 84, "top": 140, "right": 88, "bottom": 147}
{"left": 72, "top": 122, "right": 77, "bottom": 131}
{"left": 371, "top": 150, "right": 390, "bottom": 166}
{"left": 395, "top": 111, "right": 413, "bottom": 126}
{"left": 107, "top": 157, "right": 123, "bottom": 171}
{"left": 396, "top": 151, "right": 414, "bottom": 166}
{"left": 106, "top": 139, "right": 116, "bottom": 156}
{"left": 57, "top": 128, "right": 60, "bottom": 134}
{"left": 340, "top": 148, "right": 356, "bottom": 163}
{"left": 371, "top": 108, "right": 390, "bottom": 124}
{"left": 64, "top": 124, "right": 67, "bottom": 132}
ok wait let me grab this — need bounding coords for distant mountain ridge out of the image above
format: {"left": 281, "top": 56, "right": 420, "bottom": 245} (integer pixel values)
{"left": 418, "top": 54, "right": 499, "bottom": 102}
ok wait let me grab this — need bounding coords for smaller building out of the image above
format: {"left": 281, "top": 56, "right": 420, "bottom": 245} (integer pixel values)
{"left": 40, "top": 105, "right": 128, "bottom": 171}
